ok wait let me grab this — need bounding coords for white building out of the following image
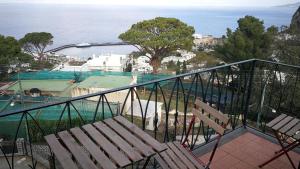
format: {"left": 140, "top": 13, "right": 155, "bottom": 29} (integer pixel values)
{"left": 161, "top": 51, "right": 195, "bottom": 64}
{"left": 193, "top": 33, "right": 219, "bottom": 48}
{"left": 85, "top": 54, "right": 127, "bottom": 72}
{"left": 54, "top": 54, "right": 128, "bottom": 72}
{"left": 133, "top": 55, "right": 153, "bottom": 72}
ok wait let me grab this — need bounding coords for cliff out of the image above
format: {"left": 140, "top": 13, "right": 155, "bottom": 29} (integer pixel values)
{"left": 290, "top": 6, "right": 300, "bottom": 32}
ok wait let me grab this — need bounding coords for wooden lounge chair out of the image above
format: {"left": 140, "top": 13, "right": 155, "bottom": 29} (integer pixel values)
{"left": 155, "top": 99, "right": 230, "bottom": 169}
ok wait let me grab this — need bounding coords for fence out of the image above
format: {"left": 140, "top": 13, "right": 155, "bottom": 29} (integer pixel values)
{"left": 0, "top": 59, "right": 299, "bottom": 169}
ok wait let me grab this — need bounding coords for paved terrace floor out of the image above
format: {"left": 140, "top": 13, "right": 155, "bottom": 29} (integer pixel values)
{"left": 196, "top": 128, "right": 300, "bottom": 169}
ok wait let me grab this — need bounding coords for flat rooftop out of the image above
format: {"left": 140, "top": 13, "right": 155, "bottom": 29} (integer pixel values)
{"left": 77, "top": 76, "right": 133, "bottom": 89}
{"left": 8, "top": 80, "right": 73, "bottom": 92}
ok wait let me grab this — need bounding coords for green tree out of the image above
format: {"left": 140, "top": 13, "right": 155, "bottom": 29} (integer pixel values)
{"left": 119, "top": 17, "right": 195, "bottom": 73}
{"left": 0, "top": 35, "right": 20, "bottom": 66}
{"left": 0, "top": 35, "right": 33, "bottom": 79}
{"left": 216, "top": 16, "right": 277, "bottom": 62}
{"left": 176, "top": 61, "right": 181, "bottom": 75}
{"left": 166, "top": 60, "right": 176, "bottom": 70}
{"left": 124, "top": 63, "right": 133, "bottom": 72}
{"left": 19, "top": 32, "right": 53, "bottom": 60}
{"left": 182, "top": 61, "right": 187, "bottom": 73}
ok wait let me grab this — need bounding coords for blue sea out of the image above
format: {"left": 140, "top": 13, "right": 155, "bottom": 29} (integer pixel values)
{"left": 0, "top": 3, "right": 297, "bottom": 57}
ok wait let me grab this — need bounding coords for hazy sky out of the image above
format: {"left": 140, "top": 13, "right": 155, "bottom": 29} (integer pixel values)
{"left": 0, "top": 0, "right": 299, "bottom": 7}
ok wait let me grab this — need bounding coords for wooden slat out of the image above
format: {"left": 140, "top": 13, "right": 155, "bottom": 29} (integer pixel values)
{"left": 193, "top": 108, "right": 225, "bottom": 135}
{"left": 103, "top": 118, "right": 155, "bottom": 157}
{"left": 293, "top": 130, "right": 300, "bottom": 141}
{"left": 173, "top": 142, "right": 204, "bottom": 169}
{"left": 44, "top": 134, "right": 79, "bottom": 169}
{"left": 272, "top": 116, "right": 293, "bottom": 130}
{"left": 266, "top": 114, "right": 287, "bottom": 127}
{"left": 114, "top": 116, "right": 167, "bottom": 152}
{"left": 279, "top": 119, "right": 299, "bottom": 134}
{"left": 159, "top": 151, "right": 180, "bottom": 169}
{"left": 294, "top": 131, "right": 300, "bottom": 140}
{"left": 154, "top": 154, "right": 170, "bottom": 169}
{"left": 70, "top": 127, "right": 117, "bottom": 169}
{"left": 194, "top": 99, "right": 229, "bottom": 124}
{"left": 93, "top": 121, "right": 143, "bottom": 161}
{"left": 167, "top": 142, "right": 196, "bottom": 169}
{"left": 165, "top": 148, "right": 187, "bottom": 169}
{"left": 57, "top": 131, "right": 99, "bottom": 169}
{"left": 82, "top": 124, "right": 131, "bottom": 167}
{"left": 286, "top": 123, "right": 300, "bottom": 137}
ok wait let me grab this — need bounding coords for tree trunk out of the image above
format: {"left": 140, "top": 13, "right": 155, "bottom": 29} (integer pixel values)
{"left": 150, "top": 56, "right": 161, "bottom": 74}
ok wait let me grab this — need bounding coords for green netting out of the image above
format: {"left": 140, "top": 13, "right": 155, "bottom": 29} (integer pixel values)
{"left": 9, "top": 71, "right": 170, "bottom": 84}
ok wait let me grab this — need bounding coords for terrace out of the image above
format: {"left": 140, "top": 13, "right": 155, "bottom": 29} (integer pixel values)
{"left": 0, "top": 59, "right": 299, "bottom": 169}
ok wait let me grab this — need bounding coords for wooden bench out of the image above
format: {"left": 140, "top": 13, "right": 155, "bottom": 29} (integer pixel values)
{"left": 154, "top": 99, "right": 229, "bottom": 169}
{"left": 45, "top": 116, "right": 167, "bottom": 169}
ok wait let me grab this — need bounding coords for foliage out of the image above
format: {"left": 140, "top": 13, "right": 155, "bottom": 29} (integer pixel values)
{"left": 272, "top": 31, "right": 300, "bottom": 65}
{"left": 68, "top": 60, "right": 86, "bottom": 66}
{"left": 19, "top": 32, "right": 53, "bottom": 60}
{"left": 216, "top": 16, "right": 277, "bottom": 63}
{"left": 0, "top": 35, "right": 21, "bottom": 66}
{"left": 30, "top": 60, "right": 54, "bottom": 70}
{"left": 119, "top": 17, "right": 195, "bottom": 73}
{"left": 166, "top": 61, "right": 176, "bottom": 70}
{"left": 0, "top": 35, "right": 33, "bottom": 79}
{"left": 176, "top": 61, "right": 181, "bottom": 75}
{"left": 182, "top": 61, "right": 187, "bottom": 73}
{"left": 188, "top": 51, "right": 220, "bottom": 68}
{"left": 124, "top": 63, "right": 133, "bottom": 72}
{"left": 128, "top": 51, "right": 146, "bottom": 59}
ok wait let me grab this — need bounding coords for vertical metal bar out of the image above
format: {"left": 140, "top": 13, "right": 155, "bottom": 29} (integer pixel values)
{"left": 154, "top": 83, "right": 158, "bottom": 139}
{"left": 101, "top": 95, "right": 105, "bottom": 120}
{"left": 25, "top": 112, "right": 37, "bottom": 169}
{"left": 243, "top": 60, "right": 256, "bottom": 127}
{"left": 173, "top": 78, "right": 180, "bottom": 141}
{"left": 93, "top": 96, "right": 102, "bottom": 122}
{"left": 11, "top": 112, "right": 25, "bottom": 169}
{"left": 67, "top": 102, "right": 71, "bottom": 129}
{"left": 130, "top": 88, "right": 134, "bottom": 123}
{"left": 69, "top": 102, "right": 85, "bottom": 125}
{"left": 165, "top": 79, "right": 178, "bottom": 142}
{"left": 289, "top": 69, "right": 299, "bottom": 115}
{"left": 55, "top": 103, "right": 67, "bottom": 134}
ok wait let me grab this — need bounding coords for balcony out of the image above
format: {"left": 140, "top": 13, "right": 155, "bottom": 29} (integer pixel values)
{"left": 0, "top": 59, "right": 299, "bottom": 169}
{"left": 196, "top": 128, "right": 300, "bottom": 169}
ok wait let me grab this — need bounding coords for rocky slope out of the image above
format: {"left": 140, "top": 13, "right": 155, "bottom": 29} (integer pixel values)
{"left": 290, "top": 6, "right": 300, "bottom": 32}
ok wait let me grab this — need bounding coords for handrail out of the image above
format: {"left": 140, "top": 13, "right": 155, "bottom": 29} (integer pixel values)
{"left": 0, "top": 58, "right": 299, "bottom": 118}
{"left": 0, "top": 59, "right": 256, "bottom": 117}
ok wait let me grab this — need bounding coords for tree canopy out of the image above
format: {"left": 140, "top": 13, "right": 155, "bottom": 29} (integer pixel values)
{"left": 0, "top": 35, "right": 21, "bottom": 66}
{"left": 0, "top": 34, "right": 33, "bottom": 78}
{"left": 216, "top": 16, "right": 277, "bottom": 63}
{"left": 119, "top": 17, "right": 195, "bottom": 73}
{"left": 19, "top": 32, "right": 53, "bottom": 60}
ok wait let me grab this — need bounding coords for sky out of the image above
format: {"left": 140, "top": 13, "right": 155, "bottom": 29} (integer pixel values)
{"left": 0, "top": 0, "right": 299, "bottom": 7}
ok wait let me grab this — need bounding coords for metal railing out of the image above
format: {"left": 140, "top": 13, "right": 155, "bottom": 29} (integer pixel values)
{"left": 0, "top": 59, "right": 299, "bottom": 169}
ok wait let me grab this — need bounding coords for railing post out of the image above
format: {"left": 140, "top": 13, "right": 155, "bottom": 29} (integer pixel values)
{"left": 243, "top": 60, "right": 256, "bottom": 127}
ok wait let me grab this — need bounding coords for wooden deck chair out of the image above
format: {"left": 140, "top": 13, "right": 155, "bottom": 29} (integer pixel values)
{"left": 154, "top": 99, "right": 230, "bottom": 169}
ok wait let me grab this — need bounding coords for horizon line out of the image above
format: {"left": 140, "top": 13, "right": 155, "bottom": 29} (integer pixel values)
{"left": 0, "top": 1, "right": 298, "bottom": 8}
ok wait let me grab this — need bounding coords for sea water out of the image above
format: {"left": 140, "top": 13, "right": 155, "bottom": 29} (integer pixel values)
{"left": 0, "top": 3, "right": 296, "bottom": 57}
